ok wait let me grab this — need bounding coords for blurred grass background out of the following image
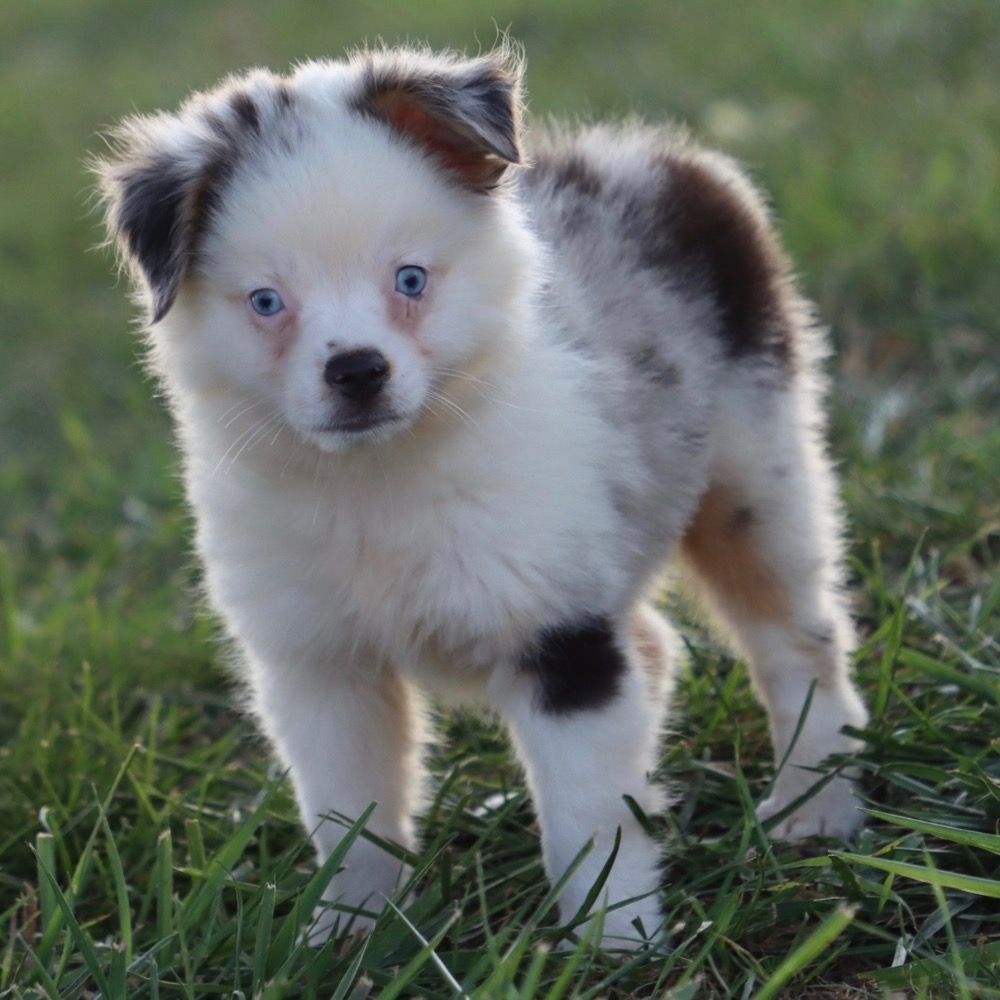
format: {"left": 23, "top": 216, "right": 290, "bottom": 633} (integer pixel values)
{"left": 1, "top": 1, "right": 998, "bottom": 996}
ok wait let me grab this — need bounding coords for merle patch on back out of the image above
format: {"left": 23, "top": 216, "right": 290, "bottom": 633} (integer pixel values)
{"left": 636, "top": 156, "right": 794, "bottom": 365}
{"left": 526, "top": 139, "right": 797, "bottom": 368}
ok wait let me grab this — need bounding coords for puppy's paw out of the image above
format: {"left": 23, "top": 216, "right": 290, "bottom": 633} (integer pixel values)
{"left": 757, "top": 774, "right": 862, "bottom": 842}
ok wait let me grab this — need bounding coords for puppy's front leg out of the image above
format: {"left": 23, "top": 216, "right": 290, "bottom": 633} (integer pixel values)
{"left": 497, "top": 617, "right": 667, "bottom": 949}
{"left": 248, "top": 657, "right": 425, "bottom": 941}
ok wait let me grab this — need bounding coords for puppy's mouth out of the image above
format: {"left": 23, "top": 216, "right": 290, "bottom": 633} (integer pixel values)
{"left": 312, "top": 411, "right": 405, "bottom": 436}
{"left": 306, "top": 411, "right": 407, "bottom": 453}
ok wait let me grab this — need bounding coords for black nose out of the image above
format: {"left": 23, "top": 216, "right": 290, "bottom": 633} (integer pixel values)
{"left": 323, "top": 349, "right": 390, "bottom": 403}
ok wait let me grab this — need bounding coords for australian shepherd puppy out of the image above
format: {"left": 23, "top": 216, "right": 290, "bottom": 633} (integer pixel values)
{"left": 95, "top": 45, "right": 868, "bottom": 949}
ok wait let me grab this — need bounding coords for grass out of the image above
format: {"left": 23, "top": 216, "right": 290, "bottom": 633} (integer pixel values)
{"left": 1, "top": 0, "right": 998, "bottom": 996}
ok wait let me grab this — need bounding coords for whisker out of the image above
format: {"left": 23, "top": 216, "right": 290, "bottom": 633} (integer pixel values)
{"left": 427, "top": 388, "right": 481, "bottom": 432}
{"left": 226, "top": 414, "right": 285, "bottom": 468}
{"left": 212, "top": 409, "right": 283, "bottom": 474}
{"left": 218, "top": 398, "right": 265, "bottom": 428}
{"left": 429, "top": 366, "right": 502, "bottom": 393}
{"left": 427, "top": 365, "right": 546, "bottom": 416}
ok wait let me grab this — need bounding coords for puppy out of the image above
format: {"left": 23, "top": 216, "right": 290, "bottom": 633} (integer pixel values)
{"left": 95, "top": 45, "right": 868, "bottom": 949}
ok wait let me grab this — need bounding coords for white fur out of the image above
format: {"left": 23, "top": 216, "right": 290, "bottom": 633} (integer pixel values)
{"left": 97, "top": 48, "right": 869, "bottom": 950}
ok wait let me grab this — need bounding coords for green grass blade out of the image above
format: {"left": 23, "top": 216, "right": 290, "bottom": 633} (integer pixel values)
{"left": 874, "top": 600, "right": 905, "bottom": 720}
{"left": 560, "top": 827, "right": 619, "bottom": 934}
{"left": 542, "top": 914, "right": 602, "bottom": 1000}
{"left": 383, "top": 897, "right": 465, "bottom": 997}
{"left": 0, "top": 542, "right": 21, "bottom": 661}
{"left": 754, "top": 905, "right": 856, "bottom": 1000}
{"left": 98, "top": 805, "right": 134, "bottom": 963}
{"left": 865, "top": 940, "right": 1000, "bottom": 990}
{"left": 376, "top": 907, "right": 462, "bottom": 1000}
{"left": 185, "top": 818, "right": 207, "bottom": 870}
{"left": 897, "top": 649, "right": 1000, "bottom": 705}
{"left": 34, "top": 744, "right": 139, "bottom": 968}
{"left": 253, "top": 881, "right": 276, "bottom": 995}
{"left": 329, "top": 933, "right": 373, "bottom": 1000}
{"left": 180, "top": 781, "right": 281, "bottom": 934}
{"left": 35, "top": 833, "right": 57, "bottom": 946}
{"left": 108, "top": 943, "right": 127, "bottom": 999}
{"left": 924, "top": 850, "right": 974, "bottom": 1000}
{"left": 515, "top": 944, "right": 551, "bottom": 1000}
{"left": 865, "top": 808, "right": 1000, "bottom": 854}
{"left": 835, "top": 852, "right": 1000, "bottom": 898}
{"left": 156, "top": 828, "right": 175, "bottom": 963}
{"left": 34, "top": 852, "right": 113, "bottom": 996}
{"left": 19, "top": 937, "right": 61, "bottom": 999}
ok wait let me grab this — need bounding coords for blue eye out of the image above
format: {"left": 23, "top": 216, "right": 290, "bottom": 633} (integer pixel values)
{"left": 395, "top": 265, "right": 427, "bottom": 298}
{"left": 249, "top": 288, "right": 285, "bottom": 316}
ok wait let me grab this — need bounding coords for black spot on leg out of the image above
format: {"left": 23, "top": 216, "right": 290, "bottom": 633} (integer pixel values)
{"left": 520, "top": 616, "right": 626, "bottom": 714}
{"left": 730, "top": 505, "right": 756, "bottom": 532}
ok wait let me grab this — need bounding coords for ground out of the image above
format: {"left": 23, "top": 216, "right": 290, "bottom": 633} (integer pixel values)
{"left": 1, "top": 1, "right": 998, "bottom": 997}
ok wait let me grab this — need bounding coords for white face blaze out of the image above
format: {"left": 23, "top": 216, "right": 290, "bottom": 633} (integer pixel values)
{"left": 167, "top": 103, "right": 535, "bottom": 453}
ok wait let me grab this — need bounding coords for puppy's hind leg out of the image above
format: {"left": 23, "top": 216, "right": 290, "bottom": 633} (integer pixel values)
{"left": 680, "top": 384, "right": 868, "bottom": 841}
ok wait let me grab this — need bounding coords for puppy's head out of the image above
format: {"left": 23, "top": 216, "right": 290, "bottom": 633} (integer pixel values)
{"left": 95, "top": 46, "right": 536, "bottom": 451}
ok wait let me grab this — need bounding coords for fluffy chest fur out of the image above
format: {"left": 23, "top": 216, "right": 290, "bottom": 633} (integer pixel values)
{"left": 179, "top": 340, "right": 634, "bottom": 678}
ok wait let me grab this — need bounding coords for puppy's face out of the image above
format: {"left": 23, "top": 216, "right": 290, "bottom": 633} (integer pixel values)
{"left": 96, "top": 49, "right": 533, "bottom": 451}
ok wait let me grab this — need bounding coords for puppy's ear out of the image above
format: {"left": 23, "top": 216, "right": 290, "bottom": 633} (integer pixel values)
{"left": 93, "top": 111, "right": 239, "bottom": 323}
{"left": 353, "top": 47, "right": 524, "bottom": 193}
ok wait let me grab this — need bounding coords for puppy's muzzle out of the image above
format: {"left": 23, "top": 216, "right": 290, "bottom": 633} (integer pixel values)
{"left": 324, "top": 349, "right": 390, "bottom": 404}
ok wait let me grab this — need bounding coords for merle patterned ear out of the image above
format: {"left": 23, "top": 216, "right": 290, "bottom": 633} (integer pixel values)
{"left": 94, "top": 101, "right": 247, "bottom": 322}
{"left": 97, "top": 151, "right": 195, "bottom": 322}
{"left": 352, "top": 49, "right": 524, "bottom": 193}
